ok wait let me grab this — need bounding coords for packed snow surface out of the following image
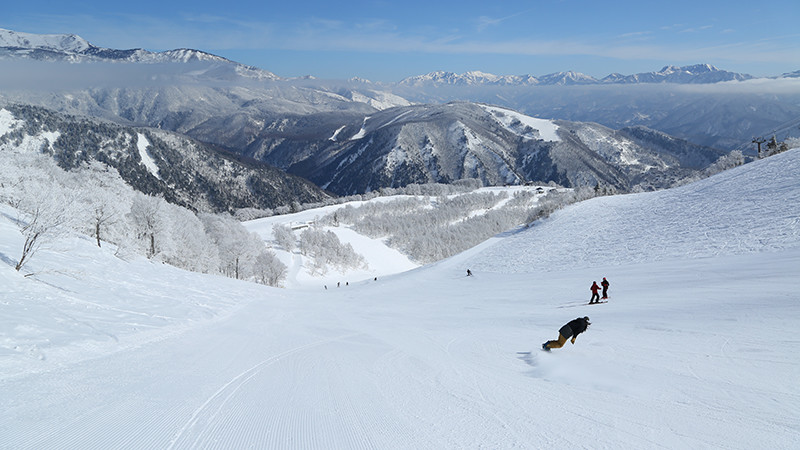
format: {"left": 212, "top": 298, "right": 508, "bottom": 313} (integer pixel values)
{"left": 1, "top": 150, "right": 799, "bottom": 448}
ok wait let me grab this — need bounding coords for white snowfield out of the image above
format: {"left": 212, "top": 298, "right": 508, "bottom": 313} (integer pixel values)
{"left": 1, "top": 150, "right": 799, "bottom": 448}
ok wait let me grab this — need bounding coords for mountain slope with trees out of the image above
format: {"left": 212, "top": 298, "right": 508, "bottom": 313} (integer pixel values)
{"left": 271, "top": 103, "right": 728, "bottom": 195}
{"left": 0, "top": 104, "right": 330, "bottom": 213}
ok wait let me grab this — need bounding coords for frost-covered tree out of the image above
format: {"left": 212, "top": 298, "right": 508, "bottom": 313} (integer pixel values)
{"left": 88, "top": 201, "right": 117, "bottom": 248}
{"left": 253, "top": 250, "right": 287, "bottom": 287}
{"left": 298, "top": 227, "right": 366, "bottom": 275}
{"left": 0, "top": 154, "right": 75, "bottom": 271}
{"left": 128, "top": 193, "right": 164, "bottom": 259}
{"left": 272, "top": 223, "right": 296, "bottom": 252}
{"left": 233, "top": 207, "right": 274, "bottom": 221}
{"left": 13, "top": 187, "right": 73, "bottom": 271}
{"left": 159, "top": 203, "right": 220, "bottom": 274}
{"left": 200, "top": 213, "right": 264, "bottom": 280}
{"left": 704, "top": 150, "right": 745, "bottom": 177}
{"left": 72, "top": 165, "right": 129, "bottom": 248}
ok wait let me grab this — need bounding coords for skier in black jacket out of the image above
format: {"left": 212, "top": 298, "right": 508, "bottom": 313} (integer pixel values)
{"left": 542, "top": 317, "right": 591, "bottom": 351}
{"left": 601, "top": 277, "right": 610, "bottom": 299}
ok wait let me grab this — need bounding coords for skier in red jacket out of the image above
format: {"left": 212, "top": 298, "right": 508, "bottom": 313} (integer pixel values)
{"left": 589, "top": 281, "right": 601, "bottom": 304}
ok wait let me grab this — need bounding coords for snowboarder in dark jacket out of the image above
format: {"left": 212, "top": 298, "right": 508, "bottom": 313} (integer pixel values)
{"left": 590, "top": 281, "right": 601, "bottom": 304}
{"left": 601, "top": 277, "right": 610, "bottom": 299}
{"left": 542, "top": 317, "right": 591, "bottom": 351}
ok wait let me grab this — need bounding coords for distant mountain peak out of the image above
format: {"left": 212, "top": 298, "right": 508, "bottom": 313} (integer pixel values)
{"left": 0, "top": 28, "right": 91, "bottom": 53}
{"left": 661, "top": 63, "right": 717, "bottom": 73}
{"left": 537, "top": 71, "right": 598, "bottom": 85}
{"left": 157, "top": 48, "right": 230, "bottom": 64}
{"left": 779, "top": 70, "right": 800, "bottom": 78}
{"left": 348, "top": 77, "right": 373, "bottom": 84}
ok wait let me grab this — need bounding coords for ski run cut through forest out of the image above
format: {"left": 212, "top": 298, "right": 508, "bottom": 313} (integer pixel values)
{"left": 1, "top": 148, "right": 800, "bottom": 448}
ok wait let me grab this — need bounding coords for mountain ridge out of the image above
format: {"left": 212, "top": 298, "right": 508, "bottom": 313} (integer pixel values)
{"left": 0, "top": 28, "right": 281, "bottom": 81}
{"left": 258, "top": 102, "right": 727, "bottom": 195}
{"left": 398, "top": 64, "right": 754, "bottom": 87}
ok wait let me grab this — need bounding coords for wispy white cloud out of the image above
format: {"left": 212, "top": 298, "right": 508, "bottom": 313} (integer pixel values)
{"left": 680, "top": 25, "right": 714, "bottom": 33}
{"left": 617, "top": 31, "right": 653, "bottom": 40}
{"left": 476, "top": 9, "right": 534, "bottom": 32}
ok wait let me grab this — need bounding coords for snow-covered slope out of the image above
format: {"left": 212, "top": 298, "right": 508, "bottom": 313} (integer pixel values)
{"left": 1, "top": 150, "right": 798, "bottom": 448}
{"left": 465, "top": 145, "right": 800, "bottom": 273}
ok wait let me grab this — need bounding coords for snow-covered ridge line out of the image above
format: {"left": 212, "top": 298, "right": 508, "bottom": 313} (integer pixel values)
{"left": 481, "top": 105, "right": 560, "bottom": 142}
{"left": 0, "top": 28, "right": 90, "bottom": 53}
{"left": 0, "top": 27, "right": 281, "bottom": 80}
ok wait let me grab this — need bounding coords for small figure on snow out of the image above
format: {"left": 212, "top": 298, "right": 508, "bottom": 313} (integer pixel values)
{"left": 466, "top": 269, "right": 473, "bottom": 277}
{"left": 601, "top": 277, "right": 610, "bottom": 300}
{"left": 590, "top": 281, "right": 601, "bottom": 304}
{"left": 542, "top": 316, "right": 591, "bottom": 351}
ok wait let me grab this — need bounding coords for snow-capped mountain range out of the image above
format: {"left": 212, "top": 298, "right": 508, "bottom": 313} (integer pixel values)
{"left": 0, "top": 28, "right": 761, "bottom": 86}
{"left": 398, "top": 64, "right": 753, "bottom": 87}
{"left": 0, "top": 28, "right": 280, "bottom": 80}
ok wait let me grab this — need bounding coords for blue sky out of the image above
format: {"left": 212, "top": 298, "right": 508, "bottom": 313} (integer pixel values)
{"left": 4, "top": 0, "right": 799, "bottom": 81}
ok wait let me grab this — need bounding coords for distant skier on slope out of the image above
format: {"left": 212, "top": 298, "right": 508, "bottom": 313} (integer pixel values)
{"left": 590, "top": 281, "right": 601, "bottom": 304}
{"left": 542, "top": 316, "right": 591, "bottom": 351}
{"left": 601, "top": 277, "right": 610, "bottom": 299}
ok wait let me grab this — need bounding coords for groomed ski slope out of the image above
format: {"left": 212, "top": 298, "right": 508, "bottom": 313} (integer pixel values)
{"left": 1, "top": 150, "right": 799, "bottom": 448}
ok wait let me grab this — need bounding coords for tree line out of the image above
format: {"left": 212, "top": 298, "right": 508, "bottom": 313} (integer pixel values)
{"left": 315, "top": 187, "right": 596, "bottom": 264}
{"left": 0, "top": 151, "right": 287, "bottom": 286}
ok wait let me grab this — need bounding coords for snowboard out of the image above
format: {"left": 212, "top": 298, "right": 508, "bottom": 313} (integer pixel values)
{"left": 588, "top": 300, "right": 608, "bottom": 305}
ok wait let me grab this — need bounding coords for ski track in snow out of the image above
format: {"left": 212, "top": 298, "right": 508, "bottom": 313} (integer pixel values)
{"left": 169, "top": 332, "right": 365, "bottom": 449}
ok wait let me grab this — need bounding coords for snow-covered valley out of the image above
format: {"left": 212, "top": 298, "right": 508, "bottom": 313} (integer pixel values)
{"left": 1, "top": 150, "right": 799, "bottom": 448}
